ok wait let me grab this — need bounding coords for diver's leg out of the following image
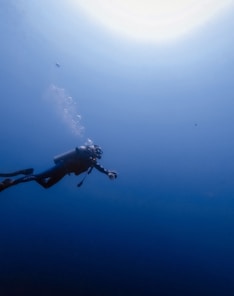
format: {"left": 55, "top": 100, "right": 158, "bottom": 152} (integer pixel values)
{"left": 0, "top": 175, "right": 36, "bottom": 192}
{"left": 36, "top": 173, "right": 65, "bottom": 188}
{"left": 0, "top": 164, "right": 66, "bottom": 191}
{"left": 0, "top": 173, "right": 64, "bottom": 191}
{"left": 34, "top": 164, "right": 66, "bottom": 189}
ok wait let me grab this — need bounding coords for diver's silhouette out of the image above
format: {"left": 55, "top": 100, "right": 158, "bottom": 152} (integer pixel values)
{"left": 0, "top": 144, "right": 117, "bottom": 192}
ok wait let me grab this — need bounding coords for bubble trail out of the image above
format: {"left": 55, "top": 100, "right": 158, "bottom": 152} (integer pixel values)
{"left": 46, "top": 84, "right": 85, "bottom": 137}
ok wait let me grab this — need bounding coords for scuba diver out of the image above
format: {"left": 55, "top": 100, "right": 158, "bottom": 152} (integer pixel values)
{"left": 0, "top": 144, "right": 117, "bottom": 192}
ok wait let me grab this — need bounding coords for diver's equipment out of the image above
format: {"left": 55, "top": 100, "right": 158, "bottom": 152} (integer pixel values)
{"left": 77, "top": 167, "right": 93, "bottom": 188}
{"left": 93, "top": 145, "right": 103, "bottom": 159}
{"left": 0, "top": 168, "right": 34, "bottom": 177}
{"left": 108, "top": 172, "right": 117, "bottom": 180}
{"left": 86, "top": 145, "right": 103, "bottom": 159}
{"left": 54, "top": 149, "right": 79, "bottom": 164}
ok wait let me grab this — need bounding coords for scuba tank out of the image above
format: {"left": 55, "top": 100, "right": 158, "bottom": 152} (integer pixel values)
{"left": 53, "top": 148, "right": 79, "bottom": 164}
{"left": 54, "top": 147, "right": 94, "bottom": 187}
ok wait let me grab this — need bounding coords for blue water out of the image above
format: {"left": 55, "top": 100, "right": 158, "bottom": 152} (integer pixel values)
{"left": 1, "top": 1, "right": 234, "bottom": 295}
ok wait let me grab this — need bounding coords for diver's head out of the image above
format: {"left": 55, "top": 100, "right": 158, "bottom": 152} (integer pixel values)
{"left": 86, "top": 144, "right": 103, "bottom": 159}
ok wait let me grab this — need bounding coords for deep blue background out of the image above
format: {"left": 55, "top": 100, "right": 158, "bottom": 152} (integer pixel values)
{"left": 0, "top": 1, "right": 234, "bottom": 295}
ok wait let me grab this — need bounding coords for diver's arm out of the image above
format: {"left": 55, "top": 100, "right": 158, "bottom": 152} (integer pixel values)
{"left": 94, "top": 163, "right": 117, "bottom": 179}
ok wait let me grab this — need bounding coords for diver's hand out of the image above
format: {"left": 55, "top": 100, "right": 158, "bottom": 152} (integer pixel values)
{"left": 108, "top": 171, "right": 117, "bottom": 180}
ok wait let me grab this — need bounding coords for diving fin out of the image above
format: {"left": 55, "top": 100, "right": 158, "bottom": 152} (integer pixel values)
{"left": 18, "top": 168, "right": 34, "bottom": 175}
{"left": 0, "top": 179, "right": 14, "bottom": 192}
{"left": 0, "top": 168, "right": 34, "bottom": 177}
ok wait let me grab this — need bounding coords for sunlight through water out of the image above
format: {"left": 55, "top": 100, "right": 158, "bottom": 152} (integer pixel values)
{"left": 73, "top": 0, "right": 233, "bottom": 42}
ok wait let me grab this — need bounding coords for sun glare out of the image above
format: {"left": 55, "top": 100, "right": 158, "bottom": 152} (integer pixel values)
{"left": 72, "top": 0, "right": 233, "bottom": 42}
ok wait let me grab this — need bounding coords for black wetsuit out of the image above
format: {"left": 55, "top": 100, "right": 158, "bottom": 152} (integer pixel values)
{"left": 0, "top": 146, "right": 114, "bottom": 191}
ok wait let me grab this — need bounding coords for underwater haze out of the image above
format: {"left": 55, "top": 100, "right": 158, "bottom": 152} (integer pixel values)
{"left": 1, "top": 1, "right": 234, "bottom": 295}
